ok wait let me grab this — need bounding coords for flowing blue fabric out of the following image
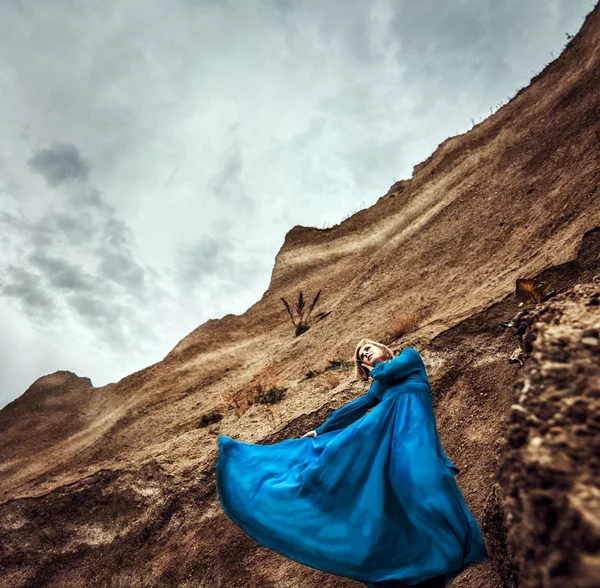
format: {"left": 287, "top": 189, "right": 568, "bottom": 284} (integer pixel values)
{"left": 216, "top": 348, "right": 488, "bottom": 586}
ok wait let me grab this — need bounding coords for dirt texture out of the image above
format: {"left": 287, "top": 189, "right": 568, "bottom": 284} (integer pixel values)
{"left": 1, "top": 4, "right": 600, "bottom": 587}
{"left": 496, "top": 279, "right": 600, "bottom": 588}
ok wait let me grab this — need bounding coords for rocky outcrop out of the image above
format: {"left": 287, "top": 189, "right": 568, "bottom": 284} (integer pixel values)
{"left": 496, "top": 278, "right": 600, "bottom": 588}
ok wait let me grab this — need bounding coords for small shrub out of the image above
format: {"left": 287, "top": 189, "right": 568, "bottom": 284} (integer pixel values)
{"left": 223, "top": 378, "right": 288, "bottom": 419}
{"left": 380, "top": 311, "right": 424, "bottom": 345}
{"left": 250, "top": 384, "right": 287, "bottom": 405}
{"left": 515, "top": 277, "right": 550, "bottom": 304}
{"left": 321, "top": 370, "right": 341, "bottom": 388}
{"left": 298, "top": 361, "right": 352, "bottom": 383}
{"left": 325, "top": 359, "right": 354, "bottom": 371}
{"left": 299, "top": 369, "right": 319, "bottom": 382}
{"left": 196, "top": 412, "right": 223, "bottom": 429}
{"left": 281, "top": 290, "right": 329, "bottom": 336}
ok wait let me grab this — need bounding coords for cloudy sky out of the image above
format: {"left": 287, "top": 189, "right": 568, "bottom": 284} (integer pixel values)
{"left": 0, "top": 0, "right": 594, "bottom": 408}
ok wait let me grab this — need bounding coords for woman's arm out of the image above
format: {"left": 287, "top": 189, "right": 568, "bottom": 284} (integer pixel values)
{"left": 314, "top": 389, "right": 380, "bottom": 435}
{"left": 369, "top": 347, "right": 423, "bottom": 385}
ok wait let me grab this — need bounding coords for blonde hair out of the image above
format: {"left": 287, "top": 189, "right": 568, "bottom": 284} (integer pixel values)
{"left": 354, "top": 338, "right": 394, "bottom": 381}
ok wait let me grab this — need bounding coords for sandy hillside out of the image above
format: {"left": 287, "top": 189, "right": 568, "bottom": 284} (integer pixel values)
{"left": 1, "top": 4, "right": 600, "bottom": 587}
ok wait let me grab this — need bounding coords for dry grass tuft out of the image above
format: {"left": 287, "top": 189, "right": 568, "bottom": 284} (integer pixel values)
{"left": 298, "top": 359, "right": 352, "bottom": 384}
{"left": 325, "top": 359, "right": 354, "bottom": 371}
{"left": 196, "top": 412, "right": 223, "bottom": 429}
{"left": 281, "top": 290, "right": 331, "bottom": 336}
{"left": 380, "top": 310, "right": 425, "bottom": 346}
{"left": 299, "top": 369, "right": 320, "bottom": 382}
{"left": 321, "top": 370, "right": 342, "bottom": 389}
{"left": 221, "top": 376, "right": 288, "bottom": 419}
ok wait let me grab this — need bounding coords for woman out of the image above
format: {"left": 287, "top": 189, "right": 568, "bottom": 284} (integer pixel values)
{"left": 217, "top": 339, "right": 488, "bottom": 586}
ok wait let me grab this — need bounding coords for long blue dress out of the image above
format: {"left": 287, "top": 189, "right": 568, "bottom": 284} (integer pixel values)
{"left": 216, "top": 348, "right": 488, "bottom": 586}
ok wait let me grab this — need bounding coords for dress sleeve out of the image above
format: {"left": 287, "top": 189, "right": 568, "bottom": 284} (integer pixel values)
{"left": 369, "top": 347, "right": 423, "bottom": 385}
{"left": 314, "top": 388, "right": 380, "bottom": 435}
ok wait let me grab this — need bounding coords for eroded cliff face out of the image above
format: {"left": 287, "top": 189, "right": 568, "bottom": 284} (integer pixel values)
{"left": 496, "top": 279, "right": 600, "bottom": 588}
{"left": 1, "top": 4, "right": 600, "bottom": 587}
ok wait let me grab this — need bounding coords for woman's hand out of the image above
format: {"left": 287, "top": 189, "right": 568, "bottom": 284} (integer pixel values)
{"left": 301, "top": 430, "right": 317, "bottom": 438}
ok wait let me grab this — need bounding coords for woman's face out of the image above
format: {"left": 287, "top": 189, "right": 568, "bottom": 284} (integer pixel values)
{"left": 358, "top": 343, "right": 387, "bottom": 367}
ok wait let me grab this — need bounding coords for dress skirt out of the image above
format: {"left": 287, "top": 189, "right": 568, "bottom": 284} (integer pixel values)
{"left": 216, "top": 348, "right": 488, "bottom": 586}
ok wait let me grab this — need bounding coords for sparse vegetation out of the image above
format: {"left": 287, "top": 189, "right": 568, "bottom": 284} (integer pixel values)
{"left": 281, "top": 290, "right": 330, "bottom": 336}
{"left": 299, "top": 369, "right": 320, "bottom": 382}
{"left": 379, "top": 310, "right": 424, "bottom": 346}
{"left": 298, "top": 359, "right": 353, "bottom": 383}
{"left": 325, "top": 359, "right": 354, "bottom": 371}
{"left": 248, "top": 383, "right": 287, "bottom": 406}
{"left": 196, "top": 412, "right": 223, "bottom": 428}
{"left": 515, "top": 277, "right": 554, "bottom": 304}
{"left": 317, "top": 198, "right": 378, "bottom": 228}
{"left": 339, "top": 200, "right": 367, "bottom": 223}
{"left": 296, "top": 359, "right": 354, "bottom": 389}
{"left": 321, "top": 370, "right": 341, "bottom": 389}
{"left": 221, "top": 377, "right": 288, "bottom": 420}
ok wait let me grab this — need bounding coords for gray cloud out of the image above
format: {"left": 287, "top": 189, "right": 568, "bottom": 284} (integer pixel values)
{"left": 0, "top": 211, "right": 26, "bottom": 233}
{"left": 177, "top": 235, "right": 238, "bottom": 287}
{"left": 0, "top": 142, "right": 162, "bottom": 348}
{"left": 44, "top": 211, "right": 99, "bottom": 245}
{"left": 68, "top": 293, "right": 117, "bottom": 321}
{"left": 27, "top": 252, "right": 96, "bottom": 292}
{"left": 96, "top": 217, "right": 147, "bottom": 293}
{"left": 98, "top": 249, "right": 146, "bottom": 292}
{"left": 0, "top": 266, "right": 57, "bottom": 317}
{"left": 316, "top": 2, "right": 377, "bottom": 67}
{"left": 100, "top": 217, "right": 133, "bottom": 251}
{"left": 21, "top": 205, "right": 102, "bottom": 249}
{"left": 213, "top": 148, "right": 242, "bottom": 196}
{"left": 210, "top": 124, "right": 255, "bottom": 216}
{"left": 387, "top": 0, "right": 578, "bottom": 116}
{"left": 66, "top": 292, "right": 129, "bottom": 345}
{"left": 27, "top": 142, "right": 91, "bottom": 186}
{"left": 80, "top": 189, "right": 115, "bottom": 213}
{"left": 175, "top": 232, "right": 265, "bottom": 297}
